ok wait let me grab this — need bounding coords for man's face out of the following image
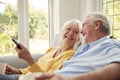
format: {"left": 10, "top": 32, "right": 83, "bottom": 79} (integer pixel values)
{"left": 81, "top": 19, "right": 96, "bottom": 43}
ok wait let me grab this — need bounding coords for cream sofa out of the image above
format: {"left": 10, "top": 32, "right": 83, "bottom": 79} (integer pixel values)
{"left": 0, "top": 54, "right": 43, "bottom": 68}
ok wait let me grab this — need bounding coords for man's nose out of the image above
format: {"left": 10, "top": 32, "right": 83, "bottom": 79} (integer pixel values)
{"left": 80, "top": 28, "right": 83, "bottom": 34}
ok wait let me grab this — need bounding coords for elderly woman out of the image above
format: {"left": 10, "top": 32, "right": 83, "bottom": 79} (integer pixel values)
{"left": 5, "top": 19, "right": 82, "bottom": 74}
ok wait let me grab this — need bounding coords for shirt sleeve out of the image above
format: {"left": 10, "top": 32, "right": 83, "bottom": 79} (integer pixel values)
{"left": 29, "top": 62, "right": 44, "bottom": 72}
{"left": 20, "top": 67, "right": 30, "bottom": 74}
{"left": 20, "top": 62, "right": 44, "bottom": 74}
{"left": 107, "top": 47, "right": 120, "bottom": 64}
{"left": 20, "top": 47, "right": 55, "bottom": 74}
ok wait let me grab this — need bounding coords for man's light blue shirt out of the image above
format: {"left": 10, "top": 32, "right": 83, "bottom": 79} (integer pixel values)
{"left": 54, "top": 36, "right": 120, "bottom": 75}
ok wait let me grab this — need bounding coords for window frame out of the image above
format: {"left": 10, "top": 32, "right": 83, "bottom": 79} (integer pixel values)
{"left": 102, "top": 0, "right": 120, "bottom": 40}
{"left": 18, "top": 0, "right": 51, "bottom": 48}
{"left": 17, "top": 0, "right": 29, "bottom": 48}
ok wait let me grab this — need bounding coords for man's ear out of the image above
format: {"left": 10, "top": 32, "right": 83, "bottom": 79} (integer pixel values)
{"left": 95, "top": 20, "right": 101, "bottom": 30}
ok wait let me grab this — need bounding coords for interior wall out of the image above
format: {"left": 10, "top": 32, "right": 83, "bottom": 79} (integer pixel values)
{"left": 49, "top": 0, "right": 102, "bottom": 46}
{"left": 59, "top": 0, "right": 81, "bottom": 30}
{"left": 79, "top": 0, "right": 102, "bottom": 21}
{"left": 49, "top": 0, "right": 81, "bottom": 46}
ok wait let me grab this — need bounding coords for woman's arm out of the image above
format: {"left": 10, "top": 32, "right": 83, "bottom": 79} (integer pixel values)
{"left": 5, "top": 64, "right": 22, "bottom": 74}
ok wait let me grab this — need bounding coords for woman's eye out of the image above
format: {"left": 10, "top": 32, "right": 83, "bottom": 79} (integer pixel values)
{"left": 67, "top": 28, "right": 71, "bottom": 31}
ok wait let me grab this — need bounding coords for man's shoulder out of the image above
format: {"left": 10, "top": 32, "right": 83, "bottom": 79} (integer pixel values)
{"left": 110, "top": 39, "right": 120, "bottom": 47}
{"left": 100, "top": 39, "right": 120, "bottom": 47}
{"left": 111, "top": 39, "right": 120, "bottom": 44}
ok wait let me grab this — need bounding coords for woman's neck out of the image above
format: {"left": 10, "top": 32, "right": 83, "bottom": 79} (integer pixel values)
{"left": 53, "top": 44, "right": 73, "bottom": 58}
{"left": 60, "top": 43, "right": 73, "bottom": 52}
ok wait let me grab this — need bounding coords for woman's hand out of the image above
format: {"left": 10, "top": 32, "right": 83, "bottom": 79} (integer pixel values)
{"left": 5, "top": 64, "right": 21, "bottom": 74}
{"left": 15, "top": 44, "right": 35, "bottom": 65}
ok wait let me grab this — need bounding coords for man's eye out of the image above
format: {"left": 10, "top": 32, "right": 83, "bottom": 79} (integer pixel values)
{"left": 82, "top": 24, "right": 85, "bottom": 27}
{"left": 74, "top": 31, "right": 78, "bottom": 34}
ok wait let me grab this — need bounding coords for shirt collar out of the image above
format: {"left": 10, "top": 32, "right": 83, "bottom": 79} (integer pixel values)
{"left": 87, "top": 36, "right": 110, "bottom": 47}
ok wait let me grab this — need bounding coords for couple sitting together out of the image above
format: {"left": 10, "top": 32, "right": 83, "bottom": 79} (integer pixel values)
{"left": 1, "top": 12, "right": 120, "bottom": 80}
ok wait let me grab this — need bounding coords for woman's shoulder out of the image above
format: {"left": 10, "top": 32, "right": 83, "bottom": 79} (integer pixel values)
{"left": 49, "top": 46, "right": 58, "bottom": 50}
{"left": 44, "top": 46, "right": 58, "bottom": 54}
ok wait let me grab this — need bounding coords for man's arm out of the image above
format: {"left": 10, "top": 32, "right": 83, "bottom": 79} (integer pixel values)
{"left": 36, "top": 62, "right": 120, "bottom": 80}
{"left": 74, "top": 62, "right": 120, "bottom": 80}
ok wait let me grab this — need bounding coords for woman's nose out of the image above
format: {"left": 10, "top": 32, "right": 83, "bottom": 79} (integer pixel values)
{"left": 69, "top": 31, "right": 74, "bottom": 35}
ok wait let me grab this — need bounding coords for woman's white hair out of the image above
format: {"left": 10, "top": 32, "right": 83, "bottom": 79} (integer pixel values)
{"left": 61, "top": 19, "right": 82, "bottom": 31}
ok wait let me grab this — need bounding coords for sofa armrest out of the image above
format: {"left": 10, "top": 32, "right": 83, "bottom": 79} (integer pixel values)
{"left": 0, "top": 54, "right": 44, "bottom": 68}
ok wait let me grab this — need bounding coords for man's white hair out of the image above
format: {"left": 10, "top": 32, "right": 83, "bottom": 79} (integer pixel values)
{"left": 86, "top": 12, "right": 112, "bottom": 35}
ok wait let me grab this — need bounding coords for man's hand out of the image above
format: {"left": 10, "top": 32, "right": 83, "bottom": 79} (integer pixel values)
{"left": 35, "top": 73, "right": 54, "bottom": 80}
{"left": 35, "top": 73, "right": 74, "bottom": 80}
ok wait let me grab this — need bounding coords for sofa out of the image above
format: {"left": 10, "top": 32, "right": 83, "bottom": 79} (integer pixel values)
{"left": 0, "top": 54, "right": 43, "bottom": 68}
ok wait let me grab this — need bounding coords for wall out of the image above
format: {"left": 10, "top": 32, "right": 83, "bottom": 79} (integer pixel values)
{"left": 60, "top": 0, "right": 81, "bottom": 29}
{"left": 49, "top": 0, "right": 102, "bottom": 46}
{"left": 49, "top": 0, "right": 81, "bottom": 46}
{"left": 79, "top": 0, "right": 102, "bottom": 20}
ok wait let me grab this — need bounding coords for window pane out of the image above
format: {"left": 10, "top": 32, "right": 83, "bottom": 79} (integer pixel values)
{"left": 28, "top": 0, "right": 49, "bottom": 54}
{"left": 103, "top": 0, "right": 107, "bottom": 3}
{"left": 113, "top": 30, "right": 120, "bottom": 40}
{"left": 107, "top": 2, "right": 113, "bottom": 15}
{"left": 114, "top": 1, "right": 120, "bottom": 15}
{"left": 103, "top": 4, "right": 107, "bottom": 13}
{"left": 102, "top": 0, "right": 120, "bottom": 40}
{"left": 0, "top": 0, "right": 17, "bottom": 56}
{"left": 103, "top": 0, "right": 113, "bottom": 3}
{"left": 114, "top": 15, "right": 120, "bottom": 29}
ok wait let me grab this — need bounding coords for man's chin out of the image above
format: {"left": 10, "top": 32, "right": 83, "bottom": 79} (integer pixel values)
{"left": 81, "top": 35, "right": 86, "bottom": 44}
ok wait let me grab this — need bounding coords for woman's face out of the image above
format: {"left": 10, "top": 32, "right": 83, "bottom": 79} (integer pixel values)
{"left": 61, "top": 24, "right": 80, "bottom": 46}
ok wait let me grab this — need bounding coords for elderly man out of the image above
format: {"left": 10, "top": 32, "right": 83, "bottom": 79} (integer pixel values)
{"left": 36, "top": 12, "right": 120, "bottom": 80}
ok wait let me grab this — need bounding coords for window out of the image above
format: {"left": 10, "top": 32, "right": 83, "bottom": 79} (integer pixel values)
{"left": 0, "top": 0, "right": 17, "bottom": 55}
{"left": 0, "top": 0, "right": 49, "bottom": 56}
{"left": 102, "top": 0, "right": 120, "bottom": 40}
{"left": 28, "top": 0, "right": 49, "bottom": 54}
